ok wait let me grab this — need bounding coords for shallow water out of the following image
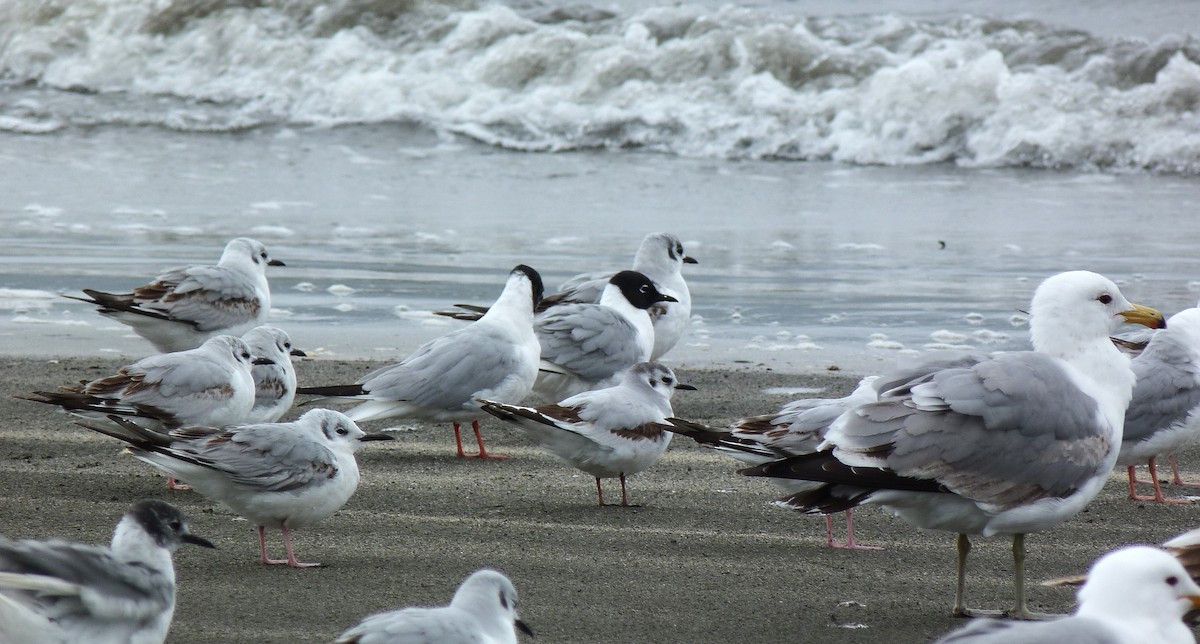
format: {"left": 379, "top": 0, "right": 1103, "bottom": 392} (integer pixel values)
{"left": 2, "top": 125, "right": 1198, "bottom": 374}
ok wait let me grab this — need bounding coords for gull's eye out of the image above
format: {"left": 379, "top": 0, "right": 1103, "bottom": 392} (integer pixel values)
{"left": 169, "top": 520, "right": 182, "bottom": 531}
{"left": 241, "top": 351, "right": 251, "bottom": 360}
{"left": 336, "top": 426, "right": 349, "bottom": 436}
{"left": 1098, "top": 294, "right": 1113, "bottom": 305}
{"left": 500, "top": 594, "right": 509, "bottom": 609}
{"left": 663, "top": 377, "right": 673, "bottom": 386}
{"left": 640, "top": 285, "right": 650, "bottom": 293}
{"left": 1167, "top": 575, "right": 1180, "bottom": 586}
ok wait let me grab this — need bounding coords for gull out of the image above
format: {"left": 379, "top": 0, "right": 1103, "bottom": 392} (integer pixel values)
{"left": 297, "top": 265, "right": 544, "bottom": 459}
{"left": 0, "top": 499, "right": 214, "bottom": 644}
{"left": 933, "top": 546, "right": 1200, "bottom": 644}
{"left": 18, "top": 334, "right": 264, "bottom": 489}
{"left": 334, "top": 568, "right": 533, "bottom": 644}
{"left": 66, "top": 237, "right": 284, "bottom": 353}
{"left": 534, "top": 270, "right": 678, "bottom": 402}
{"left": 738, "top": 271, "right": 1165, "bottom": 618}
{"left": 241, "top": 326, "right": 306, "bottom": 424}
{"left": 439, "top": 232, "right": 697, "bottom": 361}
{"left": 75, "top": 409, "right": 393, "bottom": 568}
{"left": 1118, "top": 307, "right": 1200, "bottom": 504}
{"left": 667, "top": 376, "right": 881, "bottom": 549}
{"left": 479, "top": 362, "right": 694, "bottom": 507}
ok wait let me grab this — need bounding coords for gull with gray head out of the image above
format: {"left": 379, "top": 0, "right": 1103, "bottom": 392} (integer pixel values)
{"left": 0, "top": 499, "right": 214, "bottom": 644}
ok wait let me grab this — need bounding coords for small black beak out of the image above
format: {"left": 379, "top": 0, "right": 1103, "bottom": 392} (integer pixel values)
{"left": 267, "top": 259, "right": 286, "bottom": 267}
{"left": 290, "top": 348, "right": 307, "bottom": 357}
{"left": 515, "top": 618, "right": 535, "bottom": 637}
{"left": 675, "top": 383, "right": 697, "bottom": 391}
{"left": 252, "top": 357, "right": 275, "bottom": 366}
{"left": 359, "top": 433, "right": 395, "bottom": 442}
{"left": 657, "top": 293, "right": 679, "bottom": 303}
{"left": 683, "top": 256, "right": 698, "bottom": 264}
{"left": 183, "top": 533, "right": 217, "bottom": 549}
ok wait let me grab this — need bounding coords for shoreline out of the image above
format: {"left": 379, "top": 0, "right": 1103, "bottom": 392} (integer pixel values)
{"left": 1, "top": 357, "right": 1197, "bottom": 643}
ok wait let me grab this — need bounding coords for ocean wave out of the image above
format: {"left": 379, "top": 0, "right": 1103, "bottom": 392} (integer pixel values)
{"left": 2, "top": 0, "right": 1199, "bottom": 172}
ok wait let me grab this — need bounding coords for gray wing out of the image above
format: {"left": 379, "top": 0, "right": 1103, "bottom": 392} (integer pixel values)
{"left": 336, "top": 607, "right": 485, "bottom": 644}
{"left": 536, "top": 273, "right": 610, "bottom": 310}
{"left": 536, "top": 304, "right": 644, "bottom": 381}
{"left": 135, "top": 265, "right": 263, "bottom": 331}
{"left": 933, "top": 616, "right": 1120, "bottom": 644}
{"left": 125, "top": 352, "right": 239, "bottom": 400}
{"left": 170, "top": 424, "right": 338, "bottom": 492}
{"left": 834, "top": 352, "right": 1108, "bottom": 510}
{"left": 360, "top": 323, "right": 526, "bottom": 409}
{"left": 0, "top": 537, "right": 173, "bottom": 623}
{"left": 1124, "top": 332, "right": 1200, "bottom": 443}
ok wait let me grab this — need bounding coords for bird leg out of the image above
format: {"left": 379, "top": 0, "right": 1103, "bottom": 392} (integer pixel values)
{"left": 259, "top": 526, "right": 320, "bottom": 568}
{"left": 828, "top": 509, "right": 882, "bottom": 551}
{"left": 1169, "top": 455, "right": 1200, "bottom": 487}
{"left": 595, "top": 478, "right": 605, "bottom": 507}
{"left": 1003, "top": 534, "right": 1057, "bottom": 620}
{"left": 1128, "top": 459, "right": 1193, "bottom": 504}
{"left": 166, "top": 476, "right": 191, "bottom": 491}
{"left": 452, "top": 421, "right": 509, "bottom": 459}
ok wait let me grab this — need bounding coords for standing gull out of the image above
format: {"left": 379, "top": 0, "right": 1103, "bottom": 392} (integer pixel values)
{"left": 440, "top": 232, "right": 697, "bottom": 360}
{"left": 335, "top": 568, "right": 532, "bottom": 644}
{"left": 0, "top": 499, "right": 214, "bottom": 644}
{"left": 66, "top": 237, "right": 284, "bottom": 353}
{"left": 1118, "top": 307, "right": 1200, "bottom": 504}
{"left": 241, "top": 326, "right": 307, "bottom": 424}
{"left": 934, "top": 546, "right": 1200, "bottom": 644}
{"left": 298, "top": 265, "right": 543, "bottom": 459}
{"left": 534, "top": 270, "right": 678, "bottom": 402}
{"left": 668, "top": 376, "right": 881, "bottom": 549}
{"left": 75, "top": 409, "right": 392, "bottom": 568}
{"left": 479, "top": 362, "right": 694, "bottom": 507}
{"left": 739, "top": 271, "right": 1164, "bottom": 618}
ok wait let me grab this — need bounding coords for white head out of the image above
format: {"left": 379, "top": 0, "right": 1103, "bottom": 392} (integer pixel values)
{"left": 1077, "top": 546, "right": 1200, "bottom": 625}
{"left": 623, "top": 362, "right": 695, "bottom": 403}
{"left": 450, "top": 569, "right": 534, "bottom": 640}
{"left": 202, "top": 335, "right": 259, "bottom": 370}
{"left": 301, "top": 408, "right": 393, "bottom": 452}
{"left": 219, "top": 237, "right": 284, "bottom": 273}
{"left": 242, "top": 326, "right": 305, "bottom": 363}
{"left": 633, "top": 232, "right": 697, "bottom": 277}
{"left": 1029, "top": 271, "right": 1163, "bottom": 357}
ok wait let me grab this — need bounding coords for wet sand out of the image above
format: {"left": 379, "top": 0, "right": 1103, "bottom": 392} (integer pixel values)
{"left": 1, "top": 356, "right": 1197, "bottom": 643}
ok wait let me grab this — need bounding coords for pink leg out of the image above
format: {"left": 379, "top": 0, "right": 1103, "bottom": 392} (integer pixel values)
{"left": 452, "top": 421, "right": 509, "bottom": 459}
{"left": 1130, "top": 459, "right": 1194, "bottom": 504}
{"left": 595, "top": 478, "right": 605, "bottom": 507}
{"left": 834, "top": 509, "right": 883, "bottom": 551}
{"left": 280, "top": 526, "right": 320, "bottom": 568}
{"left": 1169, "top": 455, "right": 1200, "bottom": 487}
{"left": 166, "top": 476, "right": 191, "bottom": 491}
{"left": 259, "top": 526, "right": 287, "bottom": 565}
{"left": 1126, "top": 465, "right": 1143, "bottom": 500}
{"left": 618, "top": 473, "right": 631, "bottom": 507}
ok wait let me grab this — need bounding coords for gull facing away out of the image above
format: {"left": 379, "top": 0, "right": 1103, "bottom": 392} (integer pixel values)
{"left": 439, "top": 232, "right": 698, "bottom": 361}
{"left": 0, "top": 499, "right": 214, "bottom": 644}
{"left": 297, "top": 265, "right": 544, "bottom": 459}
{"left": 534, "top": 270, "right": 678, "bottom": 402}
{"left": 479, "top": 362, "right": 695, "bottom": 507}
{"left": 65, "top": 237, "right": 285, "bottom": 353}
{"left": 1118, "top": 307, "right": 1200, "bottom": 504}
{"left": 241, "top": 326, "right": 307, "bottom": 424}
{"left": 739, "top": 271, "right": 1165, "bottom": 618}
{"left": 934, "top": 546, "right": 1200, "bottom": 644}
{"left": 17, "top": 334, "right": 265, "bottom": 490}
{"left": 75, "top": 409, "right": 393, "bottom": 568}
{"left": 334, "top": 569, "right": 533, "bottom": 644}
{"left": 667, "top": 376, "right": 881, "bottom": 549}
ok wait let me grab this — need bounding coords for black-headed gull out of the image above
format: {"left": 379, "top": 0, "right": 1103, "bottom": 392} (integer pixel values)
{"left": 298, "top": 265, "right": 543, "bottom": 459}
{"left": 334, "top": 569, "right": 533, "bottom": 644}
{"left": 66, "top": 237, "right": 284, "bottom": 353}
{"left": 534, "top": 270, "right": 677, "bottom": 402}
{"left": 739, "top": 271, "right": 1164, "bottom": 618}
{"left": 0, "top": 499, "right": 214, "bottom": 644}
{"left": 76, "top": 408, "right": 392, "bottom": 568}
{"left": 480, "top": 362, "right": 694, "bottom": 507}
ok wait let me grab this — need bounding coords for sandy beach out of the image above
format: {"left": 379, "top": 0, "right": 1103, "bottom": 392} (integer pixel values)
{"left": 1, "top": 356, "right": 1197, "bottom": 643}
